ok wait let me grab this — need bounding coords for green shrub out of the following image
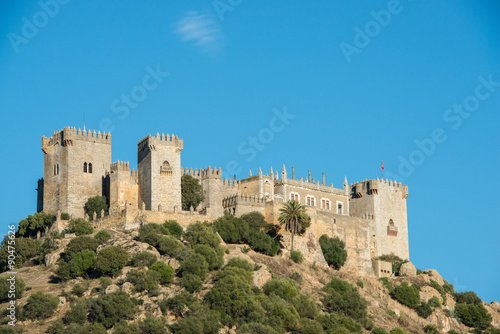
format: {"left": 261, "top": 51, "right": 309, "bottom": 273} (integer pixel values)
{"left": 94, "top": 230, "right": 111, "bottom": 245}
{"left": 17, "top": 211, "right": 55, "bottom": 238}
{"left": 423, "top": 324, "right": 440, "bottom": 334}
{"left": 64, "top": 236, "right": 99, "bottom": 260}
{"left": 182, "top": 273, "right": 204, "bottom": 293}
{"left": 214, "top": 214, "right": 250, "bottom": 244}
{"left": 46, "top": 318, "right": 64, "bottom": 334}
{"left": 455, "top": 303, "right": 492, "bottom": 330}
{"left": 372, "top": 327, "right": 390, "bottom": 334}
{"left": 181, "top": 174, "right": 205, "bottom": 211}
{"left": 112, "top": 320, "right": 140, "bottom": 334}
{"left": 226, "top": 257, "right": 254, "bottom": 272}
{"left": 0, "top": 236, "right": 41, "bottom": 271}
{"left": 357, "top": 281, "right": 364, "bottom": 288}
{"left": 63, "top": 299, "right": 88, "bottom": 325}
{"left": 181, "top": 253, "right": 209, "bottom": 280}
{"left": 84, "top": 196, "right": 108, "bottom": 220}
{"left": 292, "top": 294, "right": 320, "bottom": 319}
{"left": 360, "top": 317, "right": 375, "bottom": 330}
{"left": 160, "top": 290, "right": 198, "bottom": 316}
{"left": 95, "top": 246, "right": 128, "bottom": 277}
{"left": 290, "top": 271, "right": 303, "bottom": 285}
{"left": 263, "top": 277, "right": 299, "bottom": 302}
{"left": 87, "top": 292, "right": 137, "bottom": 328}
{"left": 390, "top": 328, "right": 410, "bottom": 334}
{"left": 317, "top": 312, "right": 363, "bottom": 334}
{"left": 184, "top": 222, "right": 220, "bottom": 248}
{"left": 237, "top": 322, "right": 279, "bottom": 334}
{"left": 454, "top": 291, "right": 482, "bottom": 305}
{"left": 417, "top": 302, "right": 433, "bottom": 318}
{"left": 126, "top": 269, "right": 160, "bottom": 294}
{"left": 0, "top": 276, "right": 25, "bottom": 302}
{"left": 137, "top": 315, "right": 167, "bottom": 333}
{"left": 428, "top": 295, "right": 441, "bottom": 307}
{"left": 129, "top": 251, "right": 157, "bottom": 267}
{"left": 290, "top": 250, "right": 304, "bottom": 263}
{"left": 23, "top": 291, "right": 59, "bottom": 320}
{"left": 72, "top": 284, "right": 86, "bottom": 297}
{"left": 68, "top": 218, "right": 93, "bottom": 236}
{"left": 319, "top": 234, "right": 347, "bottom": 269}
{"left": 321, "top": 277, "right": 368, "bottom": 320}
{"left": 150, "top": 261, "right": 174, "bottom": 284}
{"left": 99, "top": 276, "right": 112, "bottom": 290}
{"left": 157, "top": 235, "right": 185, "bottom": 258}
{"left": 391, "top": 282, "right": 420, "bottom": 308}
{"left": 170, "top": 302, "right": 221, "bottom": 334}
{"left": 57, "top": 249, "right": 96, "bottom": 280}
{"left": 194, "top": 244, "right": 223, "bottom": 270}
{"left": 297, "top": 318, "right": 325, "bottom": 334}
{"left": 163, "top": 220, "right": 183, "bottom": 238}
{"left": 443, "top": 280, "right": 454, "bottom": 294}
{"left": 447, "top": 330, "right": 460, "bottom": 334}
{"left": 246, "top": 229, "right": 280, "bottom": 256}
{"left": 267, "top": 294, "right": 300, "bottom": 331}
{"left": 240, "top": 211, "right": 271, "bottom": 231}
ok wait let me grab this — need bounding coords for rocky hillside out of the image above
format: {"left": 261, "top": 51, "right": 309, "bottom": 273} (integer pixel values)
{"left": 0, "top": 217, "right": 499, "bottom": 334}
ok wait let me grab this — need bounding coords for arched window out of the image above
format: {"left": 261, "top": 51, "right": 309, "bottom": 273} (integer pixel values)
{"left": 88, "top": 163, "right": 92, "bottom": 173}
{"left": 83, "top": 162, "right": 87, "bottom": 173}
{"left": 389, "top": 219, "right": 394, "bottom": 226}
{"left": 163, "top": 160, "right": 170, "bottom": 167}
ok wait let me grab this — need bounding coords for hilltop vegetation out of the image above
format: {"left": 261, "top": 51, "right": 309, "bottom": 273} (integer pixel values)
{"left": 0, "top": 211, "right": 499, "bottom": 334}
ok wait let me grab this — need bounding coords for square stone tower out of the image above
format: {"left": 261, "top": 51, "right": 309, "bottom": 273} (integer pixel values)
{"left": 41, "top": 127, "right": 111, "bottom": 217}
{"left": 137, "top": 133, "right": 182, "bottom": 211}
{"left": 349, "top": 179, "right": 410, "bottom": 260}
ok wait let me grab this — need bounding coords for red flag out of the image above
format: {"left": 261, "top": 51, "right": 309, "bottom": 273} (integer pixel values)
{"left": 381, "top": 161, "right": 384, "bottom": 170}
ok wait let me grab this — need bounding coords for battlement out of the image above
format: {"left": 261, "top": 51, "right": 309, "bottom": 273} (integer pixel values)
{"left": 183, "top": 166, "right": 222, "bottom": 179}
{"left": 351, "top": 178, "right": 408, "bottom": 199}
{"left": 110, "top": 160, "right": 137, "bottom": 177}
{"left": 41, "top": 126, "right": 111, "bottom": 150}
{"left": 137, "top": 133, "right": 183, "bottom": 148}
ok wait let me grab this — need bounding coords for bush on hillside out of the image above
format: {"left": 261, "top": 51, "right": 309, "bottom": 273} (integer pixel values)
{"left": 17, "top": 211, "right": 55, "bottom": 238}
{"left": 160, "top": 290, "right": 199, "bottom": 316}
{"left": 321, "top": 277, "right": 368, "bottom": 320}
{"left": 319, "top": 234, "right": 347, "bottom": 269}
{"left": 63, "top": 236, "right": 99, "bottom": 261}
{"left": 263, "top": 277, "right": 299, "bottom": 302}
{"left": 126, "top": 269, "right": 160, "bottom": 294}
{"left": 225, "top": 257, "right": 254, "bottom": 272}
{"left": 391, "top": 282, "right": 420, "bottom": 308}
{"left": 129, "top": 251, "right": 157, "bottom": 267}
{"left": 23, "top": 291, "right": 59, "bottom": 320}
{"left": 86, "top": 292, "right": 137, "bottom": 328}
{"left": 150, "top": 261, "right": 174, "bottom": 284}
{"left": 68, "top": 218, "right": 93, "bottom": 236}
{"left": 290, "top": 250, "right": 304, "bottom": 263}
{"left": 316, "top": 312, "right": 363, "bottom": 334}
{"left": 57, "top": 249, "right": 96, "bottom": 280}
{"left": 416, "top": 302, "right": 433, "bottom": 318}
{"left": 163, "top": 220, "right": 183, "bottom": 238}
{"left": 0, "top": 276, "right": 25, "bottom": 302}
{"left": 0, "top": 236, "right": 41, "bottom": 271}
{"left": 194, "top": 244, "right": 223, "bottom": 271}
{"left": 94, "top": 230, "right": 111, "bottom": 245}
{"left": 95, "top": 246, "right": 128, "bottom": 277}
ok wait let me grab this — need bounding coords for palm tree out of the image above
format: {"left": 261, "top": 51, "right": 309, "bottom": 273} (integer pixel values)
{"left": 278, "top": 200, "right": 310, "bottom": 251}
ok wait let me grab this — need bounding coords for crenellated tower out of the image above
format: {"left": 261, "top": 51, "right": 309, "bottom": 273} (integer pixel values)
{"left": 40, "top": 126, "right": 111, "bottom": 217}
{"left": 137, "top": 133, "right": 183, "bottom": 211}
{"left": 349, "top": 178, "right": 409, "bottom": 260}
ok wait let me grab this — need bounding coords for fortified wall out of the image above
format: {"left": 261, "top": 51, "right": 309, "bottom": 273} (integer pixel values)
{"left": 38, "top": 127, "right": 410, "bottom": 275}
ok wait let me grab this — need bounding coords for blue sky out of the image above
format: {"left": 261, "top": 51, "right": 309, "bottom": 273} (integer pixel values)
{"left": 0, "top": 1, "right": 499, "bottom": 302}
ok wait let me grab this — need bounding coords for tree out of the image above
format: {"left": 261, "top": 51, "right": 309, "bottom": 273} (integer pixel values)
{"left": 321, "top": 277, "right": 368, "bottom": 320}
{"left": 68, "top": 218, "right": 94, "bottom": 236}
{"left": 23, "top": 291, "right": 60, "bottom": 320}
{"left": 17, "top": 211, "right": 55, "bottom": 237}
{"left": 391, "top": 282, "right": 420, "bottom": 308}
{"left": 94, "top": 230, "right": 111, "bottom": 244}
{"left": 278, "top": 200, "right": 310, "bottom": 251}
{"left": 319, "top": 234, "right": 347, "bottom": 269}
{"left": 150, "top": 261, "right": 174, "bottom": 284}
{"left": 95, "top": 246, "right": 128, "bottom": 277}
{"left": 84, "top": 196, "right": 108, "bottom": 220}
{"left": 181, "top": 174, "right": 205, "bottom": 211}
{"left": 0, "top": 236, "right": 41, "bottom": 271}
{"left": 0, "top": 276, "right": 25, "bottom": 302}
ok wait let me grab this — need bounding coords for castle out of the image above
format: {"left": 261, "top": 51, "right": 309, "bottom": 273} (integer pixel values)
{"left": 38, "top": 126, "right": 410, "bottom": 275}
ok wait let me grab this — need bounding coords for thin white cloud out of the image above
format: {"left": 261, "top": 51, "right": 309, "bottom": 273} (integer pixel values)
{"left": 175, "top": 11, "right": 222, "bottom": 52}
